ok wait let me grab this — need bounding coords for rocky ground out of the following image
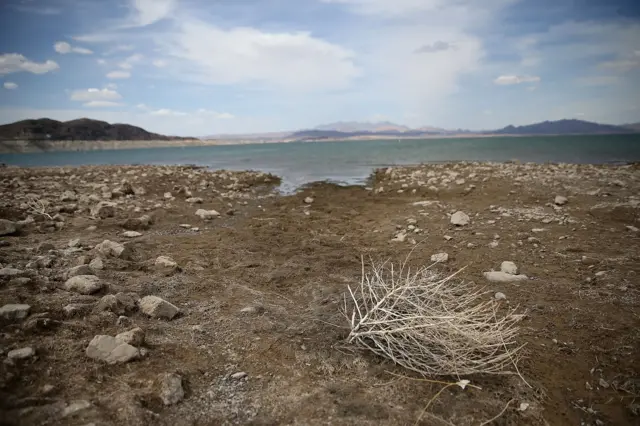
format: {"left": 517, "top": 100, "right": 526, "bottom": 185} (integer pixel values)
{"left": 0, "top": 162, "right": 638, "bottom": 426}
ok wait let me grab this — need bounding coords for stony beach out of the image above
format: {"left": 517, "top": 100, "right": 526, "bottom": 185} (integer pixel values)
{"left": 0, "top": 162, "right": 638, "bottom": 425}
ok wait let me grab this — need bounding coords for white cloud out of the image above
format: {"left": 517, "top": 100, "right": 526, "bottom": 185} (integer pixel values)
{"left": 196, "top": 109, "right": 235, "bottom": 119}
{"left": 3, "top": 82, "right": 18, "bottom": 90}
{"left": 152, "top": 59, "right": 167, "bottom": 68}
{"left": 128, "top": 0, "right": 175, "bottom": 27}
{"left": 0, "top": 53, "right": 59, "bottom": 75}
{"left": 494, "top": 75, "right": 541, "bottom": 85}
{"left": 149, "top": 108, "right": 187, "bottom": 117}
{"left": 118, "top": 54, "right": 144, "bottom": 70}
{"left": 70, "top": 88, "right": 122, "bottom": 102}
{"left": 163, "top": 20, "right": 359, "bottom": 91}
{"left": 96, "top": 58, "right": 106, "bottom": 65}
{"left": 83, "top": 101, "right": 124, "bottom": 108}
{"left": 105, "top": 83, "right": 118, "bottom": 89}
{"left": 54, "top": 41, "right": 93, "bottom": 55}
{"left": 106, "top": 70, "right": 131, "bottom": 79}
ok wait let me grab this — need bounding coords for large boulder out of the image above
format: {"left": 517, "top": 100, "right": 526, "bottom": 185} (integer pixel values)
{"left": 0, "top": 219, "right": 18, "bottom": 236}
{"left": 85, "top": 335, "right": 139, "bottom": 364}
{"left": 155, "top": 256, "right": 178, "bottom": 276}
{"left": 95, "top": 240, "right": 132, "bottom": 260}
{"left": 500, "top": 261, "right": 519, "bottom": 275}
{"left": 0, "top": 268, "right": 25, "bottom": 278}
{"left": 121, "top": 215, "right": 153, "bottom": 231}
{"left": 64, "top": 265, "right": 93, "bottom": 280}
{"left": 91, "top": 202, "right": 117, "bottom": 219}
{"left": 115, "top": 327, "right": 145, "bottom": 346}
{"left": 64, "top": 275, "right": 103, "bottom": 295}
{"left": 483, "top": 271, "right": 528, "bottom": 283}
{"left": 159, "top": 373, "right": 184, "bottom": 406}
{"left": 138, "top": 296, "right": 179, "bottom": 320}
{"left": 195, "top": 209, "right": 220, "bottom": 220}
{"left": 450, "top": 211, "right": 470, "bottom": 226}
{"left": 0, "top": 304, "right": 31, "bottom": 321}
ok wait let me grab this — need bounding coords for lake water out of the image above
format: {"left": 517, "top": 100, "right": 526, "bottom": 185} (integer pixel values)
{"left": 1, "top": 135, "right": 640, "bottom": 192}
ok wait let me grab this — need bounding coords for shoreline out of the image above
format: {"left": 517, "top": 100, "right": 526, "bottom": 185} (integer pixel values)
{"left": 0, "top": 162, "right": 638, "bottom": 425}
{"left": 1, "top": 132, "right": 638, "bottom": 154}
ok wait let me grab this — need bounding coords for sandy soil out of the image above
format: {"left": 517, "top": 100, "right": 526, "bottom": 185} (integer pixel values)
{"left": 0, "top": 162, "right": 638, "bottom": 426}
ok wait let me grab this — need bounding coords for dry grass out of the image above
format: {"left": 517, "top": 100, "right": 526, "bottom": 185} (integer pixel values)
{"left": 344, "top": 257, "right": 526, "bottom": 377}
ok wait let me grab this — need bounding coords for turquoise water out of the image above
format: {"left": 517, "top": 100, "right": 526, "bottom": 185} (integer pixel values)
{"left": 1, "top": 135, "right": 640, "bottom": 191}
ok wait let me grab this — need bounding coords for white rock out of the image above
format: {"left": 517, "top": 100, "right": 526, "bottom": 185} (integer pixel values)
{"left": 7, "top": 347, "right": 35, "bottom": 360}
{"left": 484, "top": 271, "right": 528, "bottom": 283}
{"left": 531, "top": 228, "right": 546, "bottom": 233}
{"left": 554, "top": 195, "right": 568, "bottom": 206}
{"left": 450, "top": 211, "right": 470, "bottom": 226}
{"left": 85, "top": 335, "right": 139, "bottom": 364}
{"left": 115, "top": 327, "right": 145, "bottom": 346}
{"left": 186, "top": 197, "right": 203, "bottom": 204}
{"left": 65, "top": 265, "right": 92, "bottom": 279}
{"left": 412, "top": 201, "right": 437, "bottom": 207}
{"left": 89, "top": 257, "right": 104, "bottom": 271}
{"left": 159, "top": 373, "right": 184, "bottom": 406}
{"left": 494, "top": 292, "right": 507, "bottom": 300}
{"left": 155, "top": 256, "right": 178, "bottom": 275}
{"left": 0, "top": 304, "right": 31, "bottom": 321}
{"left": 164, "top": 192, "right": 173, "bottom": 199}
{"left": 64, "top": 275, "right": 103, "bottom": 295}
{"left": 0, "top": 268, "right": 24, "bottom": 278}
{"left": 304, "top": 197, "right": 314, "bottom": 204}
{"left": 444, "top": 235, "right": 453, "bottom": 241}
{"left": 430, "top": 253, "right": 449, "bottom": 263}
{"left": 95, "top": 240, "right": 131, "bottom": 259}
{"left": 179, "top": 224, "right": 192, "bottom": 229}
{"left": 626, "top": 225, "right": 639, "bottom": 232}
{"left": 62, "top": 400, "right": 92, "bottom": 418}
{"left": 391, "top": 232, "right": 407, "bottom": 242}
{"left": 488, "top": 241, "right": 499, "bottom": 248}
{"left": 138, "top": 296, "right": 179, "bottom": 320}
{"left": 595, "top": 271, "right": 607, "bottom": 277}
{"left": 195, "top": 209, "right": 220, "bottom": 220}
{"left": 230, "top": 372, "right": 248, "bottom": 380}
{"left": 500, "top": 261, "right": 518, "bottom": 275}
{"left": 122, "top": 231, "right": 142, "bottom": 238}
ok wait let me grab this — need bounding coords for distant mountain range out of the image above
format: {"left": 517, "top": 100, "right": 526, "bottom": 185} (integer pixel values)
{"left": 0, "top": 118, "right": 193, "bottom": 141}
{"left": 286, "top": 119, "right": 638, "bottom": 140}
{"left": 492, "top": 119, "right": 634, "bottom": 135}
{"left": 0, "top": 118, "right": 638, "bottom": 143}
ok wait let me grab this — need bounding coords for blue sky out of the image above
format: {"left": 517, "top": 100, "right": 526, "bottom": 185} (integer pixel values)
{"left": 0, "top": 0, "right": 639, "bottom": 136}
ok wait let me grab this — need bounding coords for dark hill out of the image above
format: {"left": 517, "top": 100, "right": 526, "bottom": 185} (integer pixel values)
{"left": 0, "top": 118, "right": 194, "bottom": 141}
{"left": 491, "top": 119, "right": 633, "bottom": 135}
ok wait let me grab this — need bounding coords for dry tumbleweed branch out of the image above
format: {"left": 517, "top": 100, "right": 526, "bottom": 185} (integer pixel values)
{"left": 25, "top": 199, "right": 53, "bottom": 220}
{"left": 344, "top": 257, "right": 526, "bottom": 377}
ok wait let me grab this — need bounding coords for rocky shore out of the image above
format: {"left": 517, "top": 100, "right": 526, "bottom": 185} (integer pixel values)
{"left": 0, "top": 162, "right": 638, "bottom": 425}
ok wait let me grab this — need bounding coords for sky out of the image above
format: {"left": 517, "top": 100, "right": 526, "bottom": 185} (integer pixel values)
{"left": 0, "top": 0, "right": 639, "bottom": 136}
